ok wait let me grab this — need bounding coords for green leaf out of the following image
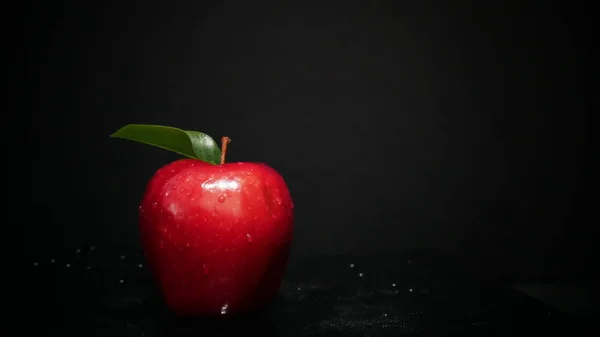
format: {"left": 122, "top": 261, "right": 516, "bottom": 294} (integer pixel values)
{"left": 110, "top": 124, "right": 221, "bottom": 164}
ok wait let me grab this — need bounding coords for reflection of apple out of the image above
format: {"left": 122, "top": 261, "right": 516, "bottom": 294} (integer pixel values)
{"left": 111, "top": 125, "right": 294, "bottom": 316}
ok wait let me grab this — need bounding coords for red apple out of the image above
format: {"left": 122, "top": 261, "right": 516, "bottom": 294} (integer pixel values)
{"left": 111, "top": 125, "right": 294, "bottom": 316}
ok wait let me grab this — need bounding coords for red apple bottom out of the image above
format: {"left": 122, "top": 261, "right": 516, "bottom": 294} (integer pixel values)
{"left": 147, "top": 242, "right": 291, "bottom": 317}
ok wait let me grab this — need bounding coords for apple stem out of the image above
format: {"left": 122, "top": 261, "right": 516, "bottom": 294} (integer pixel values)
{"left": 220, "top": 136, "right": 231, "bottom": 164}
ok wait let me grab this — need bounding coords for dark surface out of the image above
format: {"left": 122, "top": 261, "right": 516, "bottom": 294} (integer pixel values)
{"left": 29, "top": 247, "right": 588, "bottom": 336}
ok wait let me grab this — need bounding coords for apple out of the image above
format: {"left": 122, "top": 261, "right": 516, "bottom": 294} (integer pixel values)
{"left": 111, "top": 124, "right": 294, "bottom": 316}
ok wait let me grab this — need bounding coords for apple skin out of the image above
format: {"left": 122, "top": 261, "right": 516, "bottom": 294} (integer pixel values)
{"left": 138, "top": 159, "right": 294, "bottom": 316}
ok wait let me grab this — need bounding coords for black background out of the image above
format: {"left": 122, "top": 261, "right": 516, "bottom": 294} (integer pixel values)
{"left": 23, "top": 0, "right": 595, "bottom": 283}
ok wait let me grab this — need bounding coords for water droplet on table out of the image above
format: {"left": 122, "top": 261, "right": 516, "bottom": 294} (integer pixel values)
{"left": 358, "top": 273, "right": 363, "bottom": 277}
{"left": 33, "top": 262, "right": 38, "bottom": 267}
{"left": 119, "top": 279, "right": 124, "bottom": 284}
{"left": 65, "top": 263, "right": 71, "bottom": 268}
{"left": 120, "top": 255, "right": 125, "bottom": 260}
{"left": 50, "top": 259, "right": 55, "bottom": 263}
{"left": 137, "top": 264, "right": 143, "bottom": 268}
{"left": 89, "top": 245, "right": 96, "bottom": 251}
{"left": 75, "top": 248, "right": 81, "bottom": 253}
{"left": 350, "top": 263, "right": 355, "bottom": 268}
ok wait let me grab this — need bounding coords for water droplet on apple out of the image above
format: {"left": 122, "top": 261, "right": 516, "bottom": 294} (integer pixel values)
{"left": 246, "top": 234, "right": 253, "bottom": 242}
{"left": 275, "top": 197, "right": 282, "bottom": 205}
{"left": 245, "top": 171, "right": 252, "bottom": 176}
{"left": 171, "top": 184, "right": 177, "bottom": 190}
{"left": 180, "top": 188, "right": 185, "bottom": 192}
{"left": 203, "top": 263, "right": 209, "bottom": 275}
{"left": 220, "top": 304, "right": 229, "bottom": 315}
{"left": 152, "top": 202, "right": 158, "bottom": 208}
{"left": 160, "top": 241, "right": 165, "bottom": 248}
{"left": 217, "top": 195, "right": 226, "bottom": 203}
